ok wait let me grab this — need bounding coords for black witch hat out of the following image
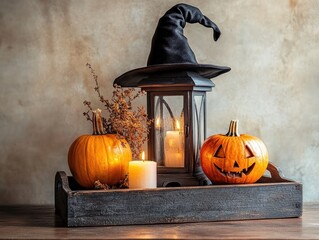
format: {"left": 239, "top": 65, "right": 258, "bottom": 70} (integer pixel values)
{"left": 114, "top": 3, "right": 230, "bottom": 87}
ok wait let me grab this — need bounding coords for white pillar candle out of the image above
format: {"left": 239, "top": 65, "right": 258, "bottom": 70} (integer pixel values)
{"left": 164, "top": 131, "right": 184, "bottom": 167}
{"left": 129, "top": 152, "right": 157, "bottom": 189}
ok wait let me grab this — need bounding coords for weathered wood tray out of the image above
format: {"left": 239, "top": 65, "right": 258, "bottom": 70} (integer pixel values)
{"left": 55, "top": 163, "right": 302, "bottom": 227}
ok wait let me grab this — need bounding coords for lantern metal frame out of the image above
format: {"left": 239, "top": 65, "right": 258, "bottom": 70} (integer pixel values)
{"left": 139, "top": 71, "right": 214, "bottom": 187}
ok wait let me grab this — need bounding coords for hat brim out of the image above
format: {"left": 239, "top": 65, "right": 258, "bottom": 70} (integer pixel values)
{"left": 113, "top": 63, "right": 231, "bottom": 87}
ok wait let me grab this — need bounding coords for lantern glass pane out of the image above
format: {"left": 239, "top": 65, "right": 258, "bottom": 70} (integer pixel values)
{"left": 194, "top": 94, "right": 205, "bottom": 167}
{"left": 154, "top": 95, "right": 184, "bottom": 168}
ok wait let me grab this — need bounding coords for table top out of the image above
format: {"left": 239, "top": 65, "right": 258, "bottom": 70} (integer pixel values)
{"left": 0, "top": 204, "right": 319, "bottom": 239}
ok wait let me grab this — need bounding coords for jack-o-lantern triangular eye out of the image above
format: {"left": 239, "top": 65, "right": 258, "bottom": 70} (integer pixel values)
{"left": 214, "top": 145, "right": 225, "bottom": 158}
{"left": 245, "top": 145, "right": 254, "bottom": 158}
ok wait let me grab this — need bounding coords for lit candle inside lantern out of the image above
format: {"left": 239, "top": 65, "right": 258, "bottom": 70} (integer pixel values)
{"left": 129, "top": 151, "right": 157, "bottom": 189}
{"left": 164, "top": 120, "right": 184, "bottom": 167}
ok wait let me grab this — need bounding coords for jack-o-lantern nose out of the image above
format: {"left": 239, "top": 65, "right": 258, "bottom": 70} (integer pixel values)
{"left": 233, "top": 161, "right": 239, "bottom": 168}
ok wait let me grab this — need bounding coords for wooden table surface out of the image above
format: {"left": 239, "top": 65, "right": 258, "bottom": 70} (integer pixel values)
{"left": 0, "top": 204, "right": 318, "bottom": 239}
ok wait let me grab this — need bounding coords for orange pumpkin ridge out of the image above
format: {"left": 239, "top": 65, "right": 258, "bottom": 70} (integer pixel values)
{"left": 200, "top": 120, "right": 269, "bottom": 184}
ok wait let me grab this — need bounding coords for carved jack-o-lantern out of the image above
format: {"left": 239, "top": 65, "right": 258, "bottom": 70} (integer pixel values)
{"left": 200, "top": 120, "right": 269, "bottom": 184}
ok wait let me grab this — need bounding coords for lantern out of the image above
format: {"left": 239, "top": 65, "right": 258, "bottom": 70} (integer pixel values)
{"left": 140, "top": 72, "right": 215, "bottom": 186}
{"left": 115, "top": 70, "right": 229, "bottom": 187}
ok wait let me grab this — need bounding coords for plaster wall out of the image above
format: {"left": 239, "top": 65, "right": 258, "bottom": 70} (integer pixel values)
{"left": 0, "top": 0, "right": 318, "bottom": 204}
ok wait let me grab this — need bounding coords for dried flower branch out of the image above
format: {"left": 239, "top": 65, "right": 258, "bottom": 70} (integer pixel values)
{"left": 94, "top": 175, "right": 128, "bottom": 189}
{"left": 84, "top": 63, "right": 152, "bottom": 159}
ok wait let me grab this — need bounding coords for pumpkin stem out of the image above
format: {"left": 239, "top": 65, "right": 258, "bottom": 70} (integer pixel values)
{"left": 225, "top": 120, "right": 240, "bottom": 137}
{"left": 92, "top": 108, "right": 105, "bottom": 135}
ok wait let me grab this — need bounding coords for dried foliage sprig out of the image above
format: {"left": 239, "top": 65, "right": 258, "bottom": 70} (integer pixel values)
{"left": 84, "top": 63, "right": 152, "bottom": 159}
{"left": 94, "top": 175, "right": 128, "bottom": 190}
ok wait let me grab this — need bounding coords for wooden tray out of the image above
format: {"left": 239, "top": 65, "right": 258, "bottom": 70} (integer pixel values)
{"left": 55, "top": 163, "right": 302, "bottom": 227}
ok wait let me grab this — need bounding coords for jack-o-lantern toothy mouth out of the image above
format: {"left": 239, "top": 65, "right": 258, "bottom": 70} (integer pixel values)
{"left": 214, "top": 162, "right": 256, "bottom": 178}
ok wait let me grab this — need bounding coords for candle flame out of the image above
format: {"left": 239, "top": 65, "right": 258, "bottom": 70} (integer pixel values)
{"left": 155, "top": 117, "right": 160, "bottom": 128}
{"left": 175, "top": 120, "right": 180, "bottom": 131}
{"left": 141, "top": 151, "right": 145, "bottom": 160}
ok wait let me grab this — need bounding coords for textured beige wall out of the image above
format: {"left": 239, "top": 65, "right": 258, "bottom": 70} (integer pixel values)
{"left": 0, "top": 0, "right": 318, "bottom": 204}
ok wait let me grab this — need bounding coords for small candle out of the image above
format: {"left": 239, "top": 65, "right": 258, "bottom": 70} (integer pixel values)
{"left": 129, "top": 151, "right": 157, "bottom": 189}
{"left": 164, "top": 130, "right": 184, "bottom": 167}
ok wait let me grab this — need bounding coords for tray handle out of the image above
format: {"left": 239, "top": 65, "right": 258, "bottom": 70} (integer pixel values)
{"left": 261, "top": 162, "right": 289, "bottom": 182}
{"left": 55, "top": 171, "right": 72, "bottom": 193}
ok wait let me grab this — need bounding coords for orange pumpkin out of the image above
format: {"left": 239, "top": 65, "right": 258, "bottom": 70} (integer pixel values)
{"left": 68, "top": 109, "right": 132, "bottom": 188}
{"left": 200, "top": 120, "right": 268, "bottom": 184}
